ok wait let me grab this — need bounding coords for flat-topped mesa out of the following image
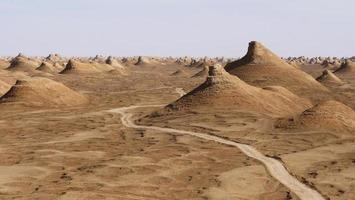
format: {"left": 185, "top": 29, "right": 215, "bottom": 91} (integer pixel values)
{"left": 205, "top": 64, "right": 244, "bottom": 86}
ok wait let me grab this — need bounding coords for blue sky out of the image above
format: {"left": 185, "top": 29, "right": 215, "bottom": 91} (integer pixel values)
{"left": 0, "top": 0, "right": 354, "bottom": 57}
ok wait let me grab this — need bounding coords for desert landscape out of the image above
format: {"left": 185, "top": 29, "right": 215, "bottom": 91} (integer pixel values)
{"left": 1, "top": 0, "right": 354, "bottom": 199}
{"left": 0, "top": 41, "right": 354, "bottom": 200}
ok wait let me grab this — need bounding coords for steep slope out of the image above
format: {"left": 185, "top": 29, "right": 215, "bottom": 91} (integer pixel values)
{"left": 316, "top": 70, "right": 344, "bottom": 85}
{"left": 334, "top": 59, "right": 355, "bottom": 74}
{"left": 276, "top": 101, "right": 355, "bottom": 134}
{"left": 7, "top": 54, "right": 39, "bottom": 72}
{"left": 36, "top": 62, "right": 60, "bottom": 73}
{"left": 0, "top": 79, "right": 11, "bottom": 97}
{"left": 60, "top": 59, "right": 102, "bottom": 74}
{"left": 164, "top": 64, "right": 311, "bottom": 117}
{"left": 225, "top": 41, "right": 330, "bottom": 102}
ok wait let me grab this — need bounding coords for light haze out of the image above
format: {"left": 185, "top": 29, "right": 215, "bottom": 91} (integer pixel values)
{"left": 0, "top": 0, "right": 354, "bottom": 57}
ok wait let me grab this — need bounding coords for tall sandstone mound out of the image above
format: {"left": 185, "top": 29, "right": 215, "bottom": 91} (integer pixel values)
{"left": 135, "top": 56, "right": 160, "bottom": 66}
{"left": 0, "top": 77, "right": 88, "bottom": 107}
{"left": 276, "top": 101, "right": 355, "bottom": 134}
{"left": 60, "top": 59, "right": 102, "bottom": 74}
{"left": 316, "top": 70, "right": 344, "bottom": 85}
{"left": 106, "top": 56, "right": 125, "bottom": 69}
{"left": 36, "top": 62, "right": 61, "bottom": 73}
{"left": 163, "top": 64, "right": 311, "bottom": 117}
{"left": 7, "top": 54, "right": 39, "bottom": 72}
{"left": 225, "top": 41, "right": 330, "bottom": 102}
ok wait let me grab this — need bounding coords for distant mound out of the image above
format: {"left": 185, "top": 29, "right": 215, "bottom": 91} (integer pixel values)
{"left": 135, "top": 56, "right": 159, "bottom": 65}
{"left": 106, "top": 56, "right": 125, "bottom": 69}
{"left": 192, "top": 65, "right": 209, "bottom": 78}
{"left": 45, "top": 54, "right": 63, "bottom": 63}
{"left": 7, "top": 54, "right": 39, "bottom": 72}
{"left": 316, "top": 70, "right": 344, "bottom": 85}
{"left": 276, "top": 101, "right": 355, "bottom": 134}
{"left": 0, "top": 79, "right": 11, "bottom": 97}
{"left": 334, "top": 60, "right": 355, "bottom": 74}
{"left": 105, "top": 56, "right": 128, "bottom": 75}
{"left": 36, "top": 62, "right": 60, "bottom": 73}
{"left": 225, "top": 41, "right": 329, "bottom": 102}
{"left": 162, "top": 64, "right": 311, "bottom": 117}
{"left": 0, "top": 77, "right": 88, "bottom": 107}
{"left": 60, "top": 59, "right": 102, "bottom": 74}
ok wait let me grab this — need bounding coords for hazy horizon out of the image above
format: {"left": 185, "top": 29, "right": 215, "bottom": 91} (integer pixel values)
{"left": 0, "top": 0, "right": 354, "bottom": 57}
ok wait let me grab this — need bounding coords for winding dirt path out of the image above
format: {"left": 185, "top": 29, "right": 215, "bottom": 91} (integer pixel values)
{"left": 108, "top": 89, "right": 325, "bottom": 200}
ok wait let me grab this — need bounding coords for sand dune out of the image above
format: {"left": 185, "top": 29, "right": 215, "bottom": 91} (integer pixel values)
{"left": 0, "top": 77, "right": 88, "bottom": 107}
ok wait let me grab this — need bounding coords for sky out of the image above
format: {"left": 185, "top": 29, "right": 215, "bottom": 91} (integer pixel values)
{"left": 0, "top": 0, "right": 354, "bottom": 57}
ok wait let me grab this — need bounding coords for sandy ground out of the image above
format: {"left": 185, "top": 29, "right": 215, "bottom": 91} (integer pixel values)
{"left": 0, "top": 62, "right": 353, "bottom": 199}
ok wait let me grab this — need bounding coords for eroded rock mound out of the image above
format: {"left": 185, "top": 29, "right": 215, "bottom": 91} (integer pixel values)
{"left": 276, "top": 101, "right": 355, "bottom": 134}
{"left": 225, "top": 41, "right": 329, "bottom": 102}
{"left": 334, "top": 59, "right": 355, "bottom": 74}
{"left": 7, "top": 54, "right": 39, "bottom": 72}
{"left": 36, "top": 62, "right": 60, "bottom": 73}
{"left": 163, "top": 64, "right": 311, "bottom": 117}
{"left": 316, "top": 70, "right": 344, "bottom": 85}
{"left": 106, "top": 56, "right": 125, "bottom": 69}
{"left": 0, "top": 77, "right": 88, "bottom": 107}
{"left": 60, "top": 59, "right": 102, "bottom": 74}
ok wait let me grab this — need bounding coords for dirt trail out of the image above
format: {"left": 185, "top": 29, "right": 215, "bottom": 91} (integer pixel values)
{"left": 108, "top": 88, "right": 325, "bottom": 200}
{"left": 108, "top": 103, "right": 325, "bottom": 200}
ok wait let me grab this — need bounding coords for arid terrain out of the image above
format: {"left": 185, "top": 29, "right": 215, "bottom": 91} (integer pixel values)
{"left": 0, "top": 42, "right": 354, "bottom": 200}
